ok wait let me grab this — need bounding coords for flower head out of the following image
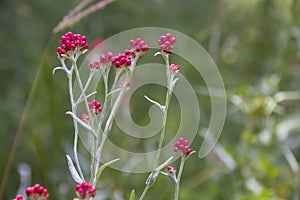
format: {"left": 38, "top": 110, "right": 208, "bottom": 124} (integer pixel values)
{"left": 129, "top": 38, "right": 149, "bottom": 54}
{"left": 119, "top": 81, "right": 131, "bottom": 88}
{"left": 174, "top": 138, "right": 193, "bottom": 156}
{"left": 158, "top": 33, "right": 176, "bottom": 54}
{"left": 88, "top": 100, "right": 103, "bottom": 115}
{"left": 100, "top": 52, "right": 114, "bottom": 65}
{"left": 169, "top": 64, "right": 180, "bottom": 72}
{"left": 81, "top": 113, "right": 89, "bottom": 121}
{"left": 112, "top": 53, "right": 131, "bottom": 68}
{"left": 25, "top": 184, "right": 49, "bottom": 199}
{"left": 76, "top": 181, "right": 96, "bottom": 199}
{"left": 89, "top": 61, "right": 100, "bottom": 70}
{"left": 14, "top": 195, "right": 25, "bottom": 200}
{"left": 57, "top": 32, "right": 88, "bottom": 58}
{"left": 167, "top": 166, "right": 176, "bottom": 174}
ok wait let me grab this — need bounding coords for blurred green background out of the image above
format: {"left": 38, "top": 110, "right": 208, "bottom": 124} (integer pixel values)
{"left": 1, "top": 0, "right": 300, "bottom": 199}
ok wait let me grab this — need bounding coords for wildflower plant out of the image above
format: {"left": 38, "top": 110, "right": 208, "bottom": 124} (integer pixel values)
{"left": 13, "top": 30, "right": 199, "bottom": 200}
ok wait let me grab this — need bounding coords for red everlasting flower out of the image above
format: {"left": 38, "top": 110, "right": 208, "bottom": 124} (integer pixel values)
{"left": 112, "top": 53, "right": 131, "bottom": 68}
{"left": 119, "top": 81, "right": 131, "bottom": 88}
{"left": 57, "top": 32, "right": 88, "bottom": 58}
{"left": 129, "top": 38, "right": 149, "bottom": 53}
{"left": 14, "top": 195, "right": 25, "bottom": 200}
{"left": 99, "top": 52, "right": 114, "bottom": 67}
{"left": 89, "top": 61, "right": 100, "bottom": 70}
{"left": 167, "top": 166, "right": 176, "bottom": 174}
{"left": 81, "top": 113, "right": 89, "bottom": 121}
{"left": 158, "top": 33, "right": 176, "bottom": 54}
{"left": 169, "top": 64, "right": 180, "bottom": 72}
{"left": 25, "top": 184, "right": 49, "bottom": 199}
{"left": 76, "top": 181, "right": 96, "bottom": 199}
{"left": 88, "top": 100, "right": 103, "bottom": 115}
{"left": 174, "top": 138, "right": 193, "bottom": 156}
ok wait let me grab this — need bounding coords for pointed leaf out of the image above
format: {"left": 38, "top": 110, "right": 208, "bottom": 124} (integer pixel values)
{"left": 66, "top": 155, "right": 83, "bottom": 184}
{"left": 96, "top": 158, "right": 120, "bottom": 181}
{"left": 144, "top": 95, "right": 164, "bottom": 111}
{"left": 129, "top": 189, "right": 135, "bottom": 200}
{"left": 66, "top": 111, "right": 96, "bottom": 137}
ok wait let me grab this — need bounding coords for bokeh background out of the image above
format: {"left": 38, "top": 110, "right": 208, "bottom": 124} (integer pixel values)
{"left": 1, "top": 0, "right": 300, "bottom": 199}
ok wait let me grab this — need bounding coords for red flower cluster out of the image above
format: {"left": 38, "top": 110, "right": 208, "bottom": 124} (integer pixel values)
{"left": 167, "top": 166, "right": 176, "bottom": 174}
{"left": 25, "top": 184, "right": 49, "bottom": 199}
{"left": 169, "top": 64, "right": 180, "bottom": 72}
{"left": 158, "top": 33, "right": 176, "bottom": 54}
{"left": 100, "top": 52, "right": 114, "bottom": 65}
{"left": 112, "top": 53, "right": 131, "bottom": 68}
{"left": 88, "top": 100, "right": 103, "bottom": 115}
{"left": 57, "top": 32, "right": 88, "bottom": 58}
{"left": 81, "top": 113, "right": 89, "bottom": 121}
{"left": 14, "top": 195, "right": 25, "bottom": 200}
{"left": 129, "top": 38, "right": 149, "bottom": 53}
{"left": 174, "top": 138, "right": 193, "bottom": 156}
{"left": 76, "top": 182, "right": 96, "bottom": 199}
{"left": 89, "top": 61, "right": 100, "bottom": 70}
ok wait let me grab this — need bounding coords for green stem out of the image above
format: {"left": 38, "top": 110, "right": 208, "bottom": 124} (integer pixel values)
{"left": 139, "top": 186, "right": 150, "bottom": 200}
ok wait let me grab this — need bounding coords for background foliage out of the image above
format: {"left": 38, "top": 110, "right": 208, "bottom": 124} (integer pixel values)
{"left": 1, "top": 0, "right": 300, "bottom": 199}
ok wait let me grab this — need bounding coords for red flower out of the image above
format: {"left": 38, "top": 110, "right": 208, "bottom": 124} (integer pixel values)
{"left": 112, "top": 53, "right": 131, "bottom": 68}
{"left": 169, "top": 64, "right": 180, "bottom": 72}
{"left": 57, "top": 32, "right": 88, "bottom": 58}
{"left": 76, "top": 181, "right": 96, "bottom": 199}
{"left": 174, "top": 138, "right": 193, "bottom": 156}
{"left": 167, "top": 166, "right": 177, "bottom": 174}
{"left": 129, "top": 38, "right": 149, "bottom": 53}
{"left": 88, "top": 100, "right": 103, "bottom": 115}
{"left": 14, "top": 195, "right": 25, "bottom": 200}
{"left": 89, "top": 61, "right": 100, "bottom": 70}
{"left": 25, "top": 184, "right": 49, "bottom": 199}
{"left": 158, "top": 33, "right": 176, "bottom": 54}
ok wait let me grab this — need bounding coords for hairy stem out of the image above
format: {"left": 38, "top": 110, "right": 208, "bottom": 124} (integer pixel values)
{"left": 175, "top": 156, "right": 185, "bottom": 200}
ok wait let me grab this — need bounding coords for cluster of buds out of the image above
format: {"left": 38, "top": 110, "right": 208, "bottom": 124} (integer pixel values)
{"left": 25, "top": 184, "right": 49, "bottom": 200}
{"left": 81, "top": 113, "right": 89, "bottom": 121}
{"left": 119, "top": 81, "right": 131, "bottom": 88}
{"left": 158, "top": 33, "right": 176, "bottom": 54}
{"left": 56, "top": 32, "right": 88, "bottom": 58}
{"left": 75, "top": 182, "right": 96, "bottom": 199}
{"left": 14, "top": 195, "right": 25, "bottom": 200}
{"left": 112, "top": 53, "right": 131, "bottom": 68}
{"left": 169, "top": 64, "right": 180, "bottom": 72}
{"left": 129, "top": 38, "right": 149, "bottom": 53}
{"left": 167, "top": 166, "right": 177, "bottom": 174}
{"left": 174, "top": 138, "right": 193, "bottom": 156}
{"left": 88, "top": 100, "right": 103, "bottom": 115}
{"left": 99, "top": 52, "right": 114, "bottom": 65}
{"left": 89, "top": 61, "right": 100, "bottom": 70}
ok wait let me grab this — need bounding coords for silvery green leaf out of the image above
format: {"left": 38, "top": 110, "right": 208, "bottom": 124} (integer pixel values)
{"left": 66, "top": 155, "right": 83, "bottom": 184}
{"left": 129, "top": 189, "right": 135, "bottom": 200}
{"left": 66, "top": 111, "right": 96, "bottom": 137}
{"left": 154, "top": 52, "right": 162, "bottom": 56}
{"left": 145, "top": 156, "right": 173, "bottom": 186}
{"left": 96, "top": 158, "right": 120, "bottom": 182}
{"left": 144, "top": 95, "right": 164, "bottom": 112}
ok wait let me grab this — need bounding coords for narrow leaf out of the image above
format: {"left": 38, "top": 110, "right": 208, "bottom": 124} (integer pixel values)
{"left": 129, "top": 189, "right": 135, "bottom": 200}
{"left": 66, "top": 111, "right": 96, "bottom": 137}
{"left": 66, "top": 155, "right": 83, "bottom": 184}
{"left": 144, "top": 95, "right": 164, "bottom": 111}
{"left": 96, "top": 158, "right": 120, "bottom": 181}
{"left": 107, "top": 88, "right": 123, "bottom": 99}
